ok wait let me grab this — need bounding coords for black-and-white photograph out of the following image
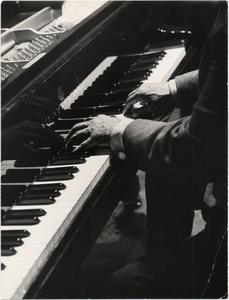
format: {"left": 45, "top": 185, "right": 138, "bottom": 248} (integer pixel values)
{"left": 1, "top": 1, "right": 227, "bottom": 299}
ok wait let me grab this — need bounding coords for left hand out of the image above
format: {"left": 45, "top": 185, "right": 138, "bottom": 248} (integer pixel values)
{"left": 123, "top": 82, "right": 172, "bottom": 118}
{"left": 65, "top": 114, "right": 123, "bottom": 150}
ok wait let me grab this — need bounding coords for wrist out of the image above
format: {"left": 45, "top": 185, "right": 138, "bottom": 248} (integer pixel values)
{"left": 110, "top": 119, "right": 133, "bottom": 160}
{"left": 168, "top": 79, "right": 181, "bottom": 107}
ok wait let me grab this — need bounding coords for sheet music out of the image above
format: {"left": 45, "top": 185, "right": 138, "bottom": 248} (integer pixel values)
{"left": 55, "top": 1, "right": 108, "bottom": 30}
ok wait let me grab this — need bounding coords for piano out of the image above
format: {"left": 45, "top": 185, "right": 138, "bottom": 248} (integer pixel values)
{"left": 1, "top": 1, "right": 196, "bottom": 298}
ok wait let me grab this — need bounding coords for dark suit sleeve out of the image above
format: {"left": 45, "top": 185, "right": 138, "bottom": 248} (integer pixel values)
{"left": 174, "top": 70, "right": 199, "bottom": 109}
{"left": 122, "top": 9, "right": 227, "bottom": 185}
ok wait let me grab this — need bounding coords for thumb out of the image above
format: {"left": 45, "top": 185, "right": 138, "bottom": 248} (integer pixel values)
{"left": 132, "top": 103, "right": 156, "bottom": 118}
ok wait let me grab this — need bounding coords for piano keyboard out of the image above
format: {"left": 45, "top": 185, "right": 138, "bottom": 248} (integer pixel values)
{"left": 1, "top": 44, "right": 186, "bottom": 299}
{"left": 60, "top": 46, "right": 186, "bottom": 111}
{"left": 1, "top": 154, "right": 111, "bottom": 299}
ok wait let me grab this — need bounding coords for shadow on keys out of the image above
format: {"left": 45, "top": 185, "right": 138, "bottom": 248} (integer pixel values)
{"left": 2, "top": 89, "right": 64, "bottom": 162}
{"left": 1, "top": 121, "right": 64, "bottom": 162}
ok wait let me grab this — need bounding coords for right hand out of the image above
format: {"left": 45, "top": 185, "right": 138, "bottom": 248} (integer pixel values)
{"left": 65, "top": 115, "right": 123, "bottom": 151}
{"left": 123, "top": 82, "right": 172, "bottom": 118}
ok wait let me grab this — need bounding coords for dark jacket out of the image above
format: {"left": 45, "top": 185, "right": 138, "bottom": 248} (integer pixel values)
{"left": 123, "top": 2, "right": 227, "bottom": 206}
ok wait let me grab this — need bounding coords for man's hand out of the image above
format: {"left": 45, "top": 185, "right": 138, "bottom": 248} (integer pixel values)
{"left": 123, "top": 82, "right": 172, "bottom": 118}
{"left": 2, "top": 121, "right": 64, "bottom": 160}
{"left": 65, "top": 115, "right": 123, "bottom": 151}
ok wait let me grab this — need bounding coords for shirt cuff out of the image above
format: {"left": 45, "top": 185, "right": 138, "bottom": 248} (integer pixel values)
{"left": 110, "top": 119, "right": 133, "bottom": 160}
{"left": 168, "top": 79, "right": 181, "bottom": 107}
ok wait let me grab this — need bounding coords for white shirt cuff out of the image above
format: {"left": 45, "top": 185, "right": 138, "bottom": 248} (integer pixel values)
{"left": 169, "top": 79, "right": 181, "bottom": 107}
{"left": 110, "top": 119, "right": 133, "bottom": 160}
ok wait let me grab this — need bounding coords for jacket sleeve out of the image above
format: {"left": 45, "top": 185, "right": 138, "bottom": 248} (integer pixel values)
{"left": 174, "top": 70, "right": 199, "bottom": 110}
{"left": 122, "top": 8, "right": 227, "bottom": 185}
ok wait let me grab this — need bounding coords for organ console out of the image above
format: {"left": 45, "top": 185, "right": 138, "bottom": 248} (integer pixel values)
{"left": 1, "top": 1, "right": 197, "bottom": 298}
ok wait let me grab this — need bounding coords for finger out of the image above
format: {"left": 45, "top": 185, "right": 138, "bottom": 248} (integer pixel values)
{"left": 123, "top": 93, "right": 150, "bottom": 114}
{"left": 65, "top": 128, "right": 89, "bottom": 148}
{"left": 132, "top": 94, "right": 149, "bottom": 106}
{"left": 65, "top": 122, "right": 88, "bottom": 145}
{"left": 123, "top": 97, "right": 139, "bottom": 115}
{"left": 132, "top": 103, "right": 156, "bottom": 118}
{"left": 72, "top": 137, "right": 95, "bottom": 153}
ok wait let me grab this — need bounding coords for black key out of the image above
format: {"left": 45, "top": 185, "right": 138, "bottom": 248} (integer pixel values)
{"left": 42, "top": 166, "right": 79, "bottom": 174}
{"left": 2, "top": 216, "right": 40, "bottom": 226}
{"left": 1, "top": 247, "right": 17, "bottom": 256}
{"left": 59, "top": 148, "right": 93, "bottom": 157}
{"left": 17, "top": 197, "right": 56, "bottom": 205}
{"left": 5, "top": 209, "right": 46, "bottom": 217}
{"left": 113, "top": 56, "right": 138, "bottom": 65}
{"left": 130, "top": 63, "right": 157, "bottom": 72}
{"left": 137, "top": 51, "right": 165, "bottom": 61}
{"left": 14, "top": 149, "right": 57, "bottom": 168}
{"left": 94, "top": 104, "right": 123, "bottom": 114}
{"left": 109, "top": 64, "right": 134, "bottom": 71}
{"left": 111, "top": 82, "right": 141, "bottom": 93}
{"left": 120, "top": 74, "right": 148, "bottom": 83}
{"left": 37, "top": 173, "right": 74, "bottom": 181}
{"left": 22, "top": 189, "right": 61, "bottom": 199}
{"left": 50, "top": 158, "right": 85, "bottom": 165}
{"left": 70, "top": 95, "right": 104, "bottom": 108}
{"left": 83, "top": 84, "right": 114, "bottom": 94}
{"left": 1, "top": 263, "right": 6, "bottom": 270}
{"left": 90, "top": 69, "right": 123, "bottom": 84}
{"left": 1, "top": 185, "right": 27, "bottom": 206}
{"left": 2, "top": 169, "right": 40, "bottom": 183}
{"left": 102, "top": 99, "right": 126, "bottom": 106}
{"left": 123, "top": 68, "right": 152, "bottom": 75}
{"left": 1, "top": 230, "right": 30, "bottom": 238}
{"left": 55, "top": 153, "right": 87, "bottom": 161}
{"left": 28, "top": 183, "right": 66, "bottom": 191}
{"left": 60, "top": 107, "right": 94, "bottom": 118}
{"left": 105, "top": 90, "right": 130, "bottom": 99}
{"left": 122, "top": 70, "right": 151, "bottom": 78}
{"left": 15, "top": 158, "right": 49, "bottom": 167}
{"left": 102, "top": 96, "right": 127, "bottom": 105}
{"left": 1, "top": 237, "right": 24, "bottom": 247}
{"left": 136, "top": 57, "right": 159, "bottom": 64}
